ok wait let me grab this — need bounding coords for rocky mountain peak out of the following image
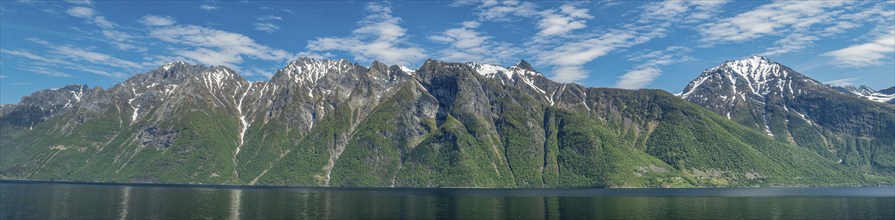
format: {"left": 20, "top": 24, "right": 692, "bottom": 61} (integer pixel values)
{"left": 21, "top": 84, "right": 90, "bottom": 108}
{"left": 160, "top": 60, "right": 190, "bottom": 72}
{"left": 512, "top": 59, "right": 534, "bottom": 71}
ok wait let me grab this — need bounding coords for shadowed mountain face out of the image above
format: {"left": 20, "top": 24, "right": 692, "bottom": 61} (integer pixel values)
{"left": 1, "top": 58, "right": 890, "bottom": 188}
{"left": 680, "top": 56, "right": 895, "bottom": 175}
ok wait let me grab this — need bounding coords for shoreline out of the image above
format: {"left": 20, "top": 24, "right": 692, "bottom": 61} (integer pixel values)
{"left": 2, "top": 179, "right": 893, "bottom": 197}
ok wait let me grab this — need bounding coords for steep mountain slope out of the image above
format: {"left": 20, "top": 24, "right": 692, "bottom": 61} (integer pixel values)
{"left": 832, "top": 85, "right": 895, "bottom": 104}
{"left": 680, "top": 56, "right": 895, "bottom": 175}
{"left": 1, "top": 58, "right": 888, "bottom": 187}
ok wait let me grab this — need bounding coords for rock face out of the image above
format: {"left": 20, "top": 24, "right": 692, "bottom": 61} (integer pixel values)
{"left": 680, "top": 56, "right": 895, "bottom": 175}
{"left": 1, "top": 57, "right": 890, "bottom": 187}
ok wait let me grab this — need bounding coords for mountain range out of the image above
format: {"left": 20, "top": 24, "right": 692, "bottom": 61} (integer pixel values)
{"left": 1, "top": 56, "right": 892, "bottom": 188}
{"left": 830, "top": 85, "right": 895, "bottom": 104}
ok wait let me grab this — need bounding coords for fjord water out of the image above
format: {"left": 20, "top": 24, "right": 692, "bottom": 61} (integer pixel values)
{"left": 1, "top": 182, "right": 893, "bottom": 219}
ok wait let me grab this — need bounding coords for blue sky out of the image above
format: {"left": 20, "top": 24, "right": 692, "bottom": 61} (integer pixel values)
{"left": 1, "top": 0, "right": 893, "bottom": 104}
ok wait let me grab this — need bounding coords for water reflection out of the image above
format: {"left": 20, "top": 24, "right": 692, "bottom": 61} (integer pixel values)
{"left": 1, "top": 183, "right": 893, "bottom": 219}
{"left": 118, "top": 186, "right": 131, "bottom": 220}
{"left": 229, "top": 189, "right": 242, "bottom": 220}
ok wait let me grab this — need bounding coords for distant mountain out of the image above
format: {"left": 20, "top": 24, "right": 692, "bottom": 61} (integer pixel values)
{"left": 879, "top": 86, "right": 895, "bottom": 95}
{"left": 831, "top": 85, "right": 895, "bottom": 104}
{"left": 680, "top": 56, "right": 895, "bottom": 175}
{"left": 1, "top": 57, "right": 889, "bottom": 188}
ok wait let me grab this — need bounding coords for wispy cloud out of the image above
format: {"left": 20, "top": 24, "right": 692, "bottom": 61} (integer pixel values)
{"left": 19, "top": 66, "right": 74, "bottom": 78}
{"left": 453, "top": 0, "right": 539, "bottom": 21}
{"left": 430, "top": 21, "right": 518, "bottom": 64}
{"left": 536, "top": 4, "right": 593, "bottom": 38}
{"left": 63, "top": 0, "right": 92, "bottom": 5}
{"left": 0, "top": 48, "right": 127, "bottom": 78}
{"left": 700, "top": 1, "right": 891, "bottom": 56}
{"left": 616, "top": 46, "right": 692, "bottom": 89}
{"left": 257, "top": 15, "right": 282, "bottom": 21}
{"left": 10, "top": 82, "right": 32, "bottom": 86}
{"left": 102, "top": 30, "right": 147, "bottom": 52}
{"left": 140, "top": 15, "right": 177, "bottom": 26}
{"left": 823, "top": 29, "right": 895, "bottom": 67}
{"left": 65, "top": 4, "right": 149, "bottom": 52}
{"left": 763, "top": 34, "right": 819, "bottom": 56}
{"left": 199, "top": 4, "right": 218, "bottom": 11}
{"left": 475, "top": 0, "right": 539, "bottom": 21}
{"left": 66, "top": 6, "right": 114, "bottom": 28}
{"left": 533, "top": 0, "right": 725, "bottom": 83}
{"left": 306, "top": 3, "right": 426, "bottom": 66}
{"left": 52, "top": 45, "right": 142, "bottom": 69}
{"left": 146, "top": 23, "right": 292, "bottom": 67}
{"left": 1, "top": 48, "right": 79, "bottom": 68}
{"left": 700, "top": 1, "right": 848, "bottom": 43}
{"left": 254, "top": 22, "right": 279, "bottom": 33}
{"left": 825, "top": 77, "right": 859, "bottom": 87}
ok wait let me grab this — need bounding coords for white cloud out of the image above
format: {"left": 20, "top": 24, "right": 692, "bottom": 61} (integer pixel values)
{"left": 52, "top": 45, "right": 142, "bottom": 69}
{"left": 532, "top": 0, "right": 727, "bottom": 83}
{"left": 26, "top": 38, "right": 50, "bottom": 46}
{"left": 243, "top": 67, "right": 275, "bottom": 79}
{"left": 700, "top": 1, "right": 847, "bottom": 43}
{"left": 823, "top": 29, "right": 895, "bottom": 67}
{"left": 762, "top": 34, "right": 819, "bottom": 56}
{"left": 0, "top": 48, "right": 127, "bottom": 78}
{"left": 455, "top": 0, "right": 537, "bottom": 21}
{"left": 22, "top": 66, "right": 74, "bottom": 78}
{"left": 1, "top": 48, "right": 79, "bottom": 68}
{"left": 699, "top": 1, "right": 891, "bottom": 55}
{"left": 254, "top": 23, "right": 279, "bottom": 33}
{"left": 536, "top": 30, "right": 647, "bottom": 82}
{"left": 66, "top": 6, "right": 94, "bottom": 17}
{"left": 257, "top": 15, "right": 282, "bottom": 21}
{"left": 477, "top": 0, "right": 539, "bottom": 21}
{"left": 199, "top": 4, "right": 218, "bottom": 11}
{"left": 64, "top": 0, "right": 92, "bottom": 5}
{"left": 140, "top": 15, "right": 177, "bottom": 26}
{"left": 430, "top": 21, "right": 518, "bottom": 64}
{"left": 101, "top": 29, "right": 131, "bottom": 41}
{"left": 825, "top": 77, "right": 859, "bottom": 87}
{"left": 616, "top": 46, "right": 692, "bottom": 89}
{"left": 80, "top": 69, "right": 127, "bottom": 78}
{"left": 102, "top": 30, "right": 146, "bottom": 52}
{"left": 148, "top": 24, "right": 292, "bottom": 66}
{"left": 536, "top": 4, "right": 593, "bottom": 38}
{"left": 0, "top": 75, "right": 7, "bottom": 79}
{"left": 616, "top": 67, "right": 661, "bottom": 90}
{"left": 306, "top": 3, "right": 425, "bottom": 66}
{"left": 639, "top": 0, "right": 727, "bottom": 24}
{"left": 66, "top": 6, "right": 114, "bottom": 28}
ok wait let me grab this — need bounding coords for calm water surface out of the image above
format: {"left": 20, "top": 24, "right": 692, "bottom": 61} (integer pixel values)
{"left": 1, "top": 181, "right": 893, "bottom": 219}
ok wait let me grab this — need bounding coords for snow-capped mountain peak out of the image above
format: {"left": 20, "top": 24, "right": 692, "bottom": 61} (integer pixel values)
{"left": 161, "top": 60, "right": 189, "bottom": 72}
{"left": 681, "top": 56, "right": 797, "bottom": 99}
{"left": 275, "top": 57, "right": 352, "bottom": 85}
{"left": 718, "top": 56, "right": 787, "bottom": 81}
